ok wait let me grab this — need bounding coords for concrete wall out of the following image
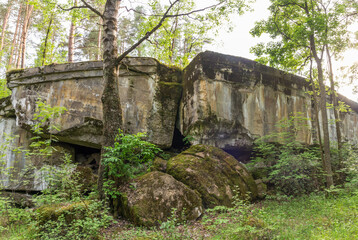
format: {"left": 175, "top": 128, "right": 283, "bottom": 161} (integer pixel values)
{"left": 180, "top": 51, "right": 358, "bottom": 160}
{"left": 2, "top": 51, "right": 358, "bottom": 190}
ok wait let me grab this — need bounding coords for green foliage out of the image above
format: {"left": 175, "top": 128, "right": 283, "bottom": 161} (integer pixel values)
{"left": 29, "top": 99, "right": 67, "bottom": 157}
{"left": 250, "top": 0, "right": 356, "bottom": 73}
{"left": 249, "top": 114, "right": 323, "bottom": 196}
{"left": 34, "top": 200, "right": 113, "bottom": 240}
{"left": 103, "top": 129, "right": 162, "bottom": 184}
{"left": 0, "top": 79, "right": 11, "bottom": 99}
{"left": 32, "top": 154, "right": 112, "bottom": 240}
{"left": 129, "top": 0, "right": 252, "bottom": 67}
{"left": 339, "top": 144, "right": 358, "bottom": 191}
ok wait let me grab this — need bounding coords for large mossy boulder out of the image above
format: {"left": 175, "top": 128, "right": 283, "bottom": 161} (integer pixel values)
{"left": 117, "top": 171, "right": 203, "bottom": 227}
{"left": 166, "top": 144, "right": 258, "bottom": 208}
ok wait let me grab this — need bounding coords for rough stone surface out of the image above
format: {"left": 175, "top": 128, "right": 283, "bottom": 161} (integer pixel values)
{"left": 255, "top": 179, "right": 267, "bottom": 199}
{"left": 166, "top": 144, "right": 258, "bottom": 208}
{"left": 73, "top": 166, "right": 97, "bottom": 193}
{"left": 151, "top": 157, "right": 167, "bottom": 172}
{"left": 180, "top": 51, "right": 358, "bottom": 161}
{"left": 0, "top": 191, "right": 34, "bottom": 208}
{"left": 117, "top": 171, "right": 203, "bottom": 227}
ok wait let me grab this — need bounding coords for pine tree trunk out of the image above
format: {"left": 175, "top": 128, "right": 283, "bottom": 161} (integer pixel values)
{"left": 0, "top": 2, "right": 12, "bottom": 53}
{"left": 20, "top": 2, "right": 33, "bottom": 68}
{"left": 68, "top": 0, "right": 77, "bottom": 63}
{"left": 8, "top": 3, "right": 22, "bottom": 69}
{"left": 97, "top": 0, "right": 122, "bottom": 204}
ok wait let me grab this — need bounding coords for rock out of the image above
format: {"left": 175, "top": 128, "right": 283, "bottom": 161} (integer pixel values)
{"left": 255, "top": 179, "right": 267, "bottom": 199}
{"left": 166, "top": 144, "right": 258, "bottom": 208}
{"left": 0, "top": 191, "right": 34, "bottom": 208}
{"left": 73, "top": 166, "right": 97, "bottom": 193}
{"left": 117, "top": 171, "right": 203, "bottom": 226}
{"left": 36, "top": 201, "right": 89, "bottom": 225}
{"left": 151, "top": 157, "right": 167, "bottom": 172}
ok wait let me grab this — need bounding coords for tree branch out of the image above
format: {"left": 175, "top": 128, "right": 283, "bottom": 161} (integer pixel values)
{"left": 80, "top": 0, "right": 103, "bottom": 18}
{"left": 59, "top": 0, "right": 103, "bottom": 18}
{"left": 114, "top": 0, "right": 179, "bottom": 65}
{"left": 114, "top": 0, "right": 230, "bottom": 65}
{"left": 58, "top": 5, "right": 88, "bottom": 11}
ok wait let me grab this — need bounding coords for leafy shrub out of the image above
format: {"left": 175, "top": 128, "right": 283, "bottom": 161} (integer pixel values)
{"left": 102, "top": 129, "right": 162, "bottom": 198}
{"left": 34, "top": 200, "right": 113, "bottom": 240}
{"left": 340, "top": 144, "right": 358, "bottom": 191}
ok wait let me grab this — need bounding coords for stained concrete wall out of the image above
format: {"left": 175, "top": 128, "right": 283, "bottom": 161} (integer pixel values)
{"left": 3, "top": 57, "right": 181, "bottom": 191}
{"left": 180, "top": 51, "right": 358, "bottom": 161}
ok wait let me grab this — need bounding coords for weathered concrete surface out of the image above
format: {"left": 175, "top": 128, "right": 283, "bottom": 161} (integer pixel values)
{"left": 8, "top": 61, "right": 104, "bottom": 148}
{"left": 0, "top": 98, "right": 75, "bottom": 191}
{"left": 180, "top": 51, "right": 358, "bottom": 160}
{"left": 118, "top": 58, "right": 182, "bottom": 148}
{"left": 7, "top": 58, "right": 182, "bottom": 149}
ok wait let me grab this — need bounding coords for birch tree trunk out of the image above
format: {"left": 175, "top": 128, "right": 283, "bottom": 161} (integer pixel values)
{"left": 97, "top": 0, "right": 122, "bottom": 203}
{"left": 97, "top": 17, "right": 103, "bottom": 60}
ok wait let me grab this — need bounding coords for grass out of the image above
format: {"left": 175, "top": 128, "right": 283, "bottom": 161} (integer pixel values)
{"left": 105, "top": 192, "right": 358, "bottom": 240}
{"left": 260, "top": 193, "right": 358, "bottom": 239}
{"left": 1, "top": 192, "right": 358, "bottom": 239}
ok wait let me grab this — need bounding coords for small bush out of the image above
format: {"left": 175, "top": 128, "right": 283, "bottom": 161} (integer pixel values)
{"left": 249, "top": 114, "right": 323, "bottom": 196}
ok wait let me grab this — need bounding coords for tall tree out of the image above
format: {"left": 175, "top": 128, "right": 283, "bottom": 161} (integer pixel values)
{"left": 20, "top": 0, "right": 34, "bottom": 68}
{"left": 68, "top": 0, "right": 78, "bottom": 62}
{"left": 250, "top": 0, "right": 357, "bottom": 187}
{"left": 0, "top": 1, "right": 13, "bottom": 54}
{"left": 8, "top": 3, "right": 22, "bottom": 69}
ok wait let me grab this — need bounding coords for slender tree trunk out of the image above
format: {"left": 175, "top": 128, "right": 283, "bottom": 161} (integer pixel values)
{"left": 326, "top": 46, "right": 342, "bottom": 166}
{"left": 97, "top": 0, "right": 122, "bottom": 205}
{"left": 309, "top": 57, "right": 324, "bottom": 161}
{"left": 16, "top": 3, "right": 26, "bottom": 69}
{"left": 8, "top": 3, "right": 22, "bottom": 69}
{"left": 68, "top": 0, "right": 77, "bottom": 63}
{"left": 97, "top": 17, "right": 103, "bottom": 60}
{"left": 310, "top": 36, "right": 334, "bottom": 187}
{"left": 20, "top": 2, "right": 33, "bottom": 68}
{"left": 0, "top": 2, "right": 12, "bottom": 53}
{"left": 42, "top": 15, "right": 53, "bottom": 66}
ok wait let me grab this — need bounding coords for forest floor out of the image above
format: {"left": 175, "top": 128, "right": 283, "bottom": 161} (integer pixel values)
{"left": 104, "top": 192, "right": 358, "bottom": 240}
{"left": 1, "top": 192, "right": 357, "bottom": 240}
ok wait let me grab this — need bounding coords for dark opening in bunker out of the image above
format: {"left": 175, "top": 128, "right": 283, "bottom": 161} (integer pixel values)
{"left": 72, "top": 144, "right": 101, "bottom": 173}
{"left": 222, "top": 146, "right": 253, "bottom": 164}
{"left": 171, "top": 127, "right": 191, "bottom": 151}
